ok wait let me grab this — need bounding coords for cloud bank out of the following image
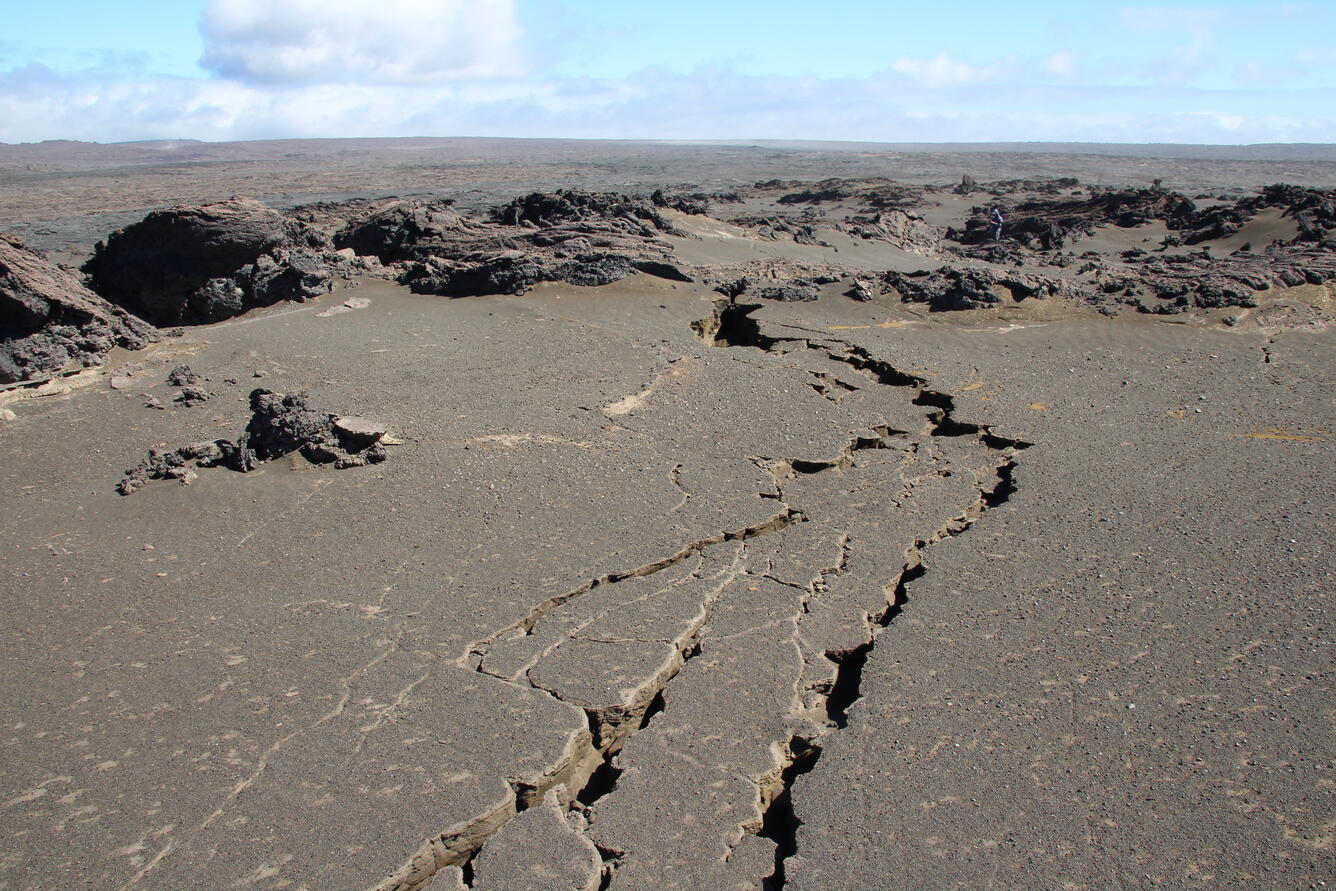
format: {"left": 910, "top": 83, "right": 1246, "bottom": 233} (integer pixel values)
{"left": 3, "top": 0, "right": 1336, "bottom": 145}
{"left": 199, "top": 0, "right": 525, "bottom": 84}
{"left": 3, "top": 62, "right": 1335, "bottom": 146}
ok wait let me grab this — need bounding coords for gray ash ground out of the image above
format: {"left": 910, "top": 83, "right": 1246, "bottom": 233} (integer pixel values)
{"left": 0, "top": 139, "right": 1332, "bottom": 891}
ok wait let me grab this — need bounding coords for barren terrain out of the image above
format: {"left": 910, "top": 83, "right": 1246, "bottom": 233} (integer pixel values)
{"left": 1, "top": 138, "right": 1332, "bottom": 890}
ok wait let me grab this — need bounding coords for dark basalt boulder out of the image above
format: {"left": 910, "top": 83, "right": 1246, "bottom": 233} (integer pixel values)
{"left": 848, "top": 278, "right": 877, "bottom": 302}
{"left": 403, "top": 253, "right": 551, "bottom": 297}
{"left": 885, "top": 267, "right": 1007, "bottom": 311}
{"left": 333, "top": 199, "right": 474, "bottom": 263}
{"left": 651, "top": 189, "right": 712, "bottom": 216}
{"left": 492, "top": 190, "right": 683, "bottom": 235}
{"left": 83, "top": 198, "right": 334, "bottom": 326}
{"left": 778, "top": 178, "right": 861, "bottom": 205}
{"left": 1178, "top": 183, "right": 1336, "bottom": 245}
{"left": 948, "top": 188, "right": 1197, "bottom": 250}
{"left": 314, "top": 191, "right": 693, "bottom": 300}
{"left": 236, "top": 388, "right": 338, "bottom": 470}
{"left": 884, "top": 266, "right": 1076, "bottom": 311}
{"left": 116, "top": 388, "right": 389, "bottom": 494}
{"left": 715, "top": 275, "right": 818, "bottom": 303}
{"left": 1, "top": 234, "right": 156, "bottom": 384}
{"left": 554, "top": 253, "right": 639, "bottom": 287}
{"left": 403, "top": 251, "right": 692, "bottom": 297}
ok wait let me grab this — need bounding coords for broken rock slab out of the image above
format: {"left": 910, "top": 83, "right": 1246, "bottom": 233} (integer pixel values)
{"left": 0, "top": 233, "right": 157, "bottom": 384}
{"left": 470, "top": 791, "right": 602, "bottom": 891}
{"left": 332, "top": 415, "right": 388, "bottom": 451}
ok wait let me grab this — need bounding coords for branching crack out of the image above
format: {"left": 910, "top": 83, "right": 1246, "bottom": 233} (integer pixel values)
{"left": 462, "top": 507, "right": 799, "bottom": 666}
{"left": 807, "top": 370, "right": 859, "bottom": 403}
{"left": 693, "top": 297, "right": 1031, "bottom": 889}
{"left": 386, "top": 299, "right": 1031, "bottom": 891}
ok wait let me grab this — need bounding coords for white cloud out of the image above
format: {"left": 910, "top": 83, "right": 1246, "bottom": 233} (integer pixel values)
{"left": 1235, "top": 60, "right": 1297, "bottom": 85}
{"left": 3, "top": 65, "right": 1336, "bottom": 147}
{"left": 889, "top": 53, "right": 1015, "bottom": 89}
{"left": 1189, "top": 109, "right": 1245, "bottom": 131}
{"left": 1046, "top": 51, "right": 1080, "bottom": 81}
{"left": 199, "top": 0, "right": 526, "bottom": 84}
{"left": 1296, "top": 47, "right": 1336, "bottom": 67}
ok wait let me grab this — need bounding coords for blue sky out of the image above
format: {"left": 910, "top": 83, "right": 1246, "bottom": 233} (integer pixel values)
{"left": 3, "top": 0, "right": 1336, "bottom": 144}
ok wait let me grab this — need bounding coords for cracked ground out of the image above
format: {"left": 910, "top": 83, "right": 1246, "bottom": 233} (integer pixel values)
{"left": 2, "top": 268, "right": 1332, "bottom": 889}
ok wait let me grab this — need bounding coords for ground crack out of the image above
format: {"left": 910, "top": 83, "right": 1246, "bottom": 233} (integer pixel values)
{"left": 461, "top": 507, "right": 799, "bottom": 666}
{"left": 693, "top": 298, "right": 1030, "bottom": 889}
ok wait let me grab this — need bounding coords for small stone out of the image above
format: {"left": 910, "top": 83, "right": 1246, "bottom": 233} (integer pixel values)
{"left": 174, "top": 385, "right": 210, "bottom": 407}
{"left": 167, "top": 365, "right": 200, "bottom": 386}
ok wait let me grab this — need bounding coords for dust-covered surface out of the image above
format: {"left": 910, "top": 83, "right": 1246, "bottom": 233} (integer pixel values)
{"left": 0, "top": 139, "right": 1332, "bottom": 890}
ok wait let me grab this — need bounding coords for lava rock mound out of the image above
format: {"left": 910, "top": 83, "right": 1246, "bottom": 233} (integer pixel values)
{"left": 117, "top": 388, "right": 390, "bottom": 494}
{"left": 1, "top": 234, "right": 157, "bottom": 384}
{"left": 885, "top": 266, "right": 1076, "bottom": 311}
{"left": 83, "top": 198, "right": 335, "bottom": 326}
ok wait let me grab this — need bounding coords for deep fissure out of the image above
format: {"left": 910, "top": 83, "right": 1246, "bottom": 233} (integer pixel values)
{"left": 695, "top": 297, "right": 1029, "bottom": 888}
{"left": 758, "top": 735, "right": 822, "bottom": 891}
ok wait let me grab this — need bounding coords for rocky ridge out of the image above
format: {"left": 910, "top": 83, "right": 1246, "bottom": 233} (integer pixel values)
{"left": 333, "top": 191, "right": 695, "bottom": 297}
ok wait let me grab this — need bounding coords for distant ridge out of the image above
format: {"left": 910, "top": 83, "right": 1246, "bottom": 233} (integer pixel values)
{"left": 2, "top": 137, "right": 1334, "bottom": 167}
{"left": 665, "top": 140, "right": 1336, "bottom": 163}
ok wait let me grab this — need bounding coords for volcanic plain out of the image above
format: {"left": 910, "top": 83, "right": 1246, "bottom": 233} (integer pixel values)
{"left": 1, "top": 138, "right": 1333, "bottom": 890}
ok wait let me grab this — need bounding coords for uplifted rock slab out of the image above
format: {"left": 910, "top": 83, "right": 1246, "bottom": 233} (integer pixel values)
{"left": 0, "top": 233, "right": 156, "bottom": 384}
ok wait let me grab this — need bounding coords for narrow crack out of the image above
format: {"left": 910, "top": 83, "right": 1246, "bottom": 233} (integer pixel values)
{"left": 754, "top": 446, "right": 1023, "bottom": 887}
{"left": 694, "top": 297, "right": 1031, "bottom": 889}
{"left": 462, "top": 507, "right": 799, "bottom": 666}
{"left": 593, "top": 845, "right": 626, "bottom": 890}
{"left": 404, "top": 548, "right": 750, "bottom": 888}
{"left": 807, "top": 370, "right": 859, "bottom": 403}
{"left": 668, "top": 462, "right": 691, "bottom": 512}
